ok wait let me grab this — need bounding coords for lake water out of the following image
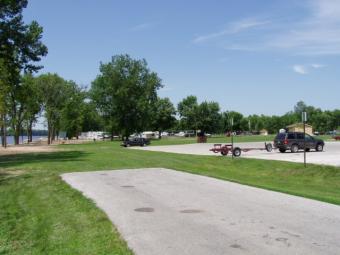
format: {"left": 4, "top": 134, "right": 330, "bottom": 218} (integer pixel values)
{"left": 1, "top": 136, "right": 46, "bottom": 145}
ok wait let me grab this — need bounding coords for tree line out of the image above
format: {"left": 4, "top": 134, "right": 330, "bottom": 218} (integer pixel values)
{"left": 1, "top": 1, "right": 339, "bottom": 147}
{"left": 176, "top": 98, "right": 340, "bottom": 135}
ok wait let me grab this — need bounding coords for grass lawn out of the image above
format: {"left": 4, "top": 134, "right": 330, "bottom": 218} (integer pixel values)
{"left": 1, "top": 141, "right": 340, "bottom": 254}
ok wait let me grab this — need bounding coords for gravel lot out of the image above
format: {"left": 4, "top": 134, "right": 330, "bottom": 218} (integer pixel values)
{"left": 62, "top": 168, "right": 340, "bottom": 255}
{"left": 133, "top": 141, "right": 340, "bottom": 166}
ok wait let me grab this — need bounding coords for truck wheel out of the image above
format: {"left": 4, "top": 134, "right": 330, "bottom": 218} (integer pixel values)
{"left": 291, "top": 144, "right": 298, "bottom": 153}
{"left": 279, "top": 148, "right": 286, "bottom": 153}
{"left": 316, "top": 143, "right": 323, "bottom": 152}
{"left": 233, "top": 147, "right": 241, "bottom": 157}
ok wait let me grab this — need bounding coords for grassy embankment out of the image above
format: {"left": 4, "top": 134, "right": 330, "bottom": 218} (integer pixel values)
{"left": 0, "top": 139, "right": 339, "bottom": 254}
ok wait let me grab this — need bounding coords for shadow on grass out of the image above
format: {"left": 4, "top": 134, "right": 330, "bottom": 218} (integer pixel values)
{"left": 0, "top": 150, "right": 88, "bottom": 169}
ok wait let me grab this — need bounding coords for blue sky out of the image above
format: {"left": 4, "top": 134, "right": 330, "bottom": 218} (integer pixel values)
{"left": 24, "top": 0, "right": 340, "bottom": 117}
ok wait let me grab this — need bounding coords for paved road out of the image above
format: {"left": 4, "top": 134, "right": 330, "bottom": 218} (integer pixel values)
{"left": 133, "top": 141, "right": 340, "bottom": 166}
{"left": 62, "top": 168, "right": 340, "bottom": 255}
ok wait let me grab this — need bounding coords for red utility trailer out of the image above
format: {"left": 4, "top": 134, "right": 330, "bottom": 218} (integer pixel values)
{"left": 210, "top": 143, "right": 273, "bottom": 157}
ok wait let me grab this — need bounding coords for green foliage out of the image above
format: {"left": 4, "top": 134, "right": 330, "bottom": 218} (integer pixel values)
{"left": 0, "top": 0, "right": 47, "bottom": 74}
{"left": 221, "top": 111, "right": 243, "bottom": 131}
{"left": 196, "top": 101, "right": 221, "bottom": 133}
{"left": 60, "top": 82, "right": 86, "bottom": 139}
{"left": 177, "top": 95, "right": 199, "bottom": 131}
{"left": 37, "top": 73, "right": 68, "bottom": 126}
{"left": 81, "top": 101, "right": 104, "bottom": 132}
{"left": 0, "top": 0, "right": 47, "bottom": 145}
{"left": 90, "top": 54, "right": 162, "bottom": 138}
{"left": 36, "top": 74, "right": 92, "bottom": 141}
{"left": 152, "top": 97, "right": 176, "bottom": 136}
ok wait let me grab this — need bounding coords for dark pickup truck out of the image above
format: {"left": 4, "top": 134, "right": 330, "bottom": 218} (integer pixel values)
{"left": 274, "top": 132, "right": 324, "bottom": 153}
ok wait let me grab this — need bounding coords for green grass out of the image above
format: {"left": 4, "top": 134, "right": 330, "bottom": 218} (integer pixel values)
{"left": 1, "top": 141, "right": 340, "bottom": 254}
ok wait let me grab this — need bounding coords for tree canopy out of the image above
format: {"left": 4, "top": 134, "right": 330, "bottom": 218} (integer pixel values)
{"left": 91, "top": 54, "right": 162, "bottom": 138}
{"left": 0, "top": 0, "right": 47, "bottom": 145}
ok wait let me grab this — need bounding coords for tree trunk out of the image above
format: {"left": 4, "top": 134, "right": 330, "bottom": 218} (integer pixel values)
{"left": 47, "top": 121, "right": 51, "bottom": 145}
{"left": 52, "top": 128, "right": 56, "bottom": 142}
{"left": 2, "top": 115, "right": 7, "bottom": 148}
{"left": 0, "top": 125, "right": 3, "bottom": 147}
{"left": 28, "top": 120, "right": 33, "bottom": 143}
{"left": 159, "top": 130, "right": 162, "bottom": 139}
{"left": 1, "top": 122, "right": 4, "bottom": 147}
{"left": 111, "top": 126, "right": 114, "bottom": 141}
{"left": 14, "top": 125, "right": 20, "bottom": 145}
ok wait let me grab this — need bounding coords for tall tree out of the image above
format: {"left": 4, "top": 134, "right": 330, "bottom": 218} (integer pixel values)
{"left": 0, "top": 0, "right": 47, "bottom": 145}
{"left": 177, "top": 95, "right": 199, "bottom": 131}
{"left": 0, "top": 60, "right": 10, "bottom": 147}
{"left": 196, "top": 101, "right": 221, "bottom": 134}
{"left": 221, "top": 111, "right": 243, "bottom": 131}
{"left": 152, "top": 97, "right": 176, "bottom": 138}
{"left": 21, "top": 73, "right": 42, "bottom": 142}
{"left": 60, "top": 82, "right": 85, "bottom": 139}
{"left": 81, "top": 101, "right": 104, "bottom": 132}
{"left": 37, "top": 73, "right": 68, "bottom": 144}
{"left": 91, "top": 54, "right": 162, "bottom": 139}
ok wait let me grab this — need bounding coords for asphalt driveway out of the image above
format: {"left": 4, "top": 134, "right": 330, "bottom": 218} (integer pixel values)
{"left": 62, "top": 168, "right": 340, "bottom": 255}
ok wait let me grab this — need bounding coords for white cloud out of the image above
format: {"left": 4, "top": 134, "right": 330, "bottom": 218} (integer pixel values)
{"left": 131, "top": 23, "right": 154, "bottom": 31}
{"left": 193, "top": 19, "right": 269, "bottom": 43}
{"left": 194, "top": 0, "right": 340, "bottom": 56}
{"left": 310, "top": 63, "right": 325, "bottom": 69}
{"left": 292, "top": 63, "right": 325, "bottom": 74}
{"left": 293, "top": 65, "right": 308, "bottom": 74}
{"left": 266, "top": 0, "right": 340, "bottom": 55}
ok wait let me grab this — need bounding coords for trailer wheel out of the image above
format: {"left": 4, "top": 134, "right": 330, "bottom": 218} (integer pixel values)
{"left": 221, "top": 150, "right": 227, "bottom": 156}
{"left": 233, "top": 147, "right": 241, "bottom": 157}
{"left": 265, "top": 143, "right": 273, "bottom": 152}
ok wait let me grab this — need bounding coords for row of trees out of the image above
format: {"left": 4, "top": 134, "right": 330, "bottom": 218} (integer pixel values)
{"left": 2, "top": 50, "right": 340, "bottom": 146}
{"left": 176, "top": 99, "right": 340, "bottom": 135}
{"left": 2, "top": 55, "right": 340, "bottom": 146}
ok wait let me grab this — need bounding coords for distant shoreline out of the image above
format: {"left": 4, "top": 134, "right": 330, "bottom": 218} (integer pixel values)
{"left": 1, "top": 136, "right": 47, "bottom": 145}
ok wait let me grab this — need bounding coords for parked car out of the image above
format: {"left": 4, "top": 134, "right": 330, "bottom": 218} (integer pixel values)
{"left": 184, "top": 131, "right": 195, "bottom": 137}
{"left": 121, "top": 137, "right": 150, "bottom": 147}
{"left": 175, "top": 131, "right": 185, "bottom": 137}
{"left": 274, "top": 131, "right": 324, "bottom": 153}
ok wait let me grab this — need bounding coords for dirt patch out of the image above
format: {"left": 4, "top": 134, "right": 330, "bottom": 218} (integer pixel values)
{"left": 0, "top": 169, "right": 26, "bottom": 182}
{"left": 0, "top": 145, "right": 58, "bottom": 155}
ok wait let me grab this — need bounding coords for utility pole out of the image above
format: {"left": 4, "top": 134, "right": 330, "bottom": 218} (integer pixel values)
{"left": 302, "top": 112, "right": 307, "bottom": 167}
{"left": 231, "top": 117, "right": 234, "bottom": 160}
